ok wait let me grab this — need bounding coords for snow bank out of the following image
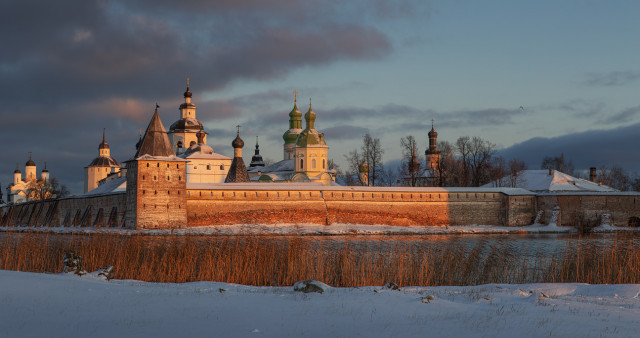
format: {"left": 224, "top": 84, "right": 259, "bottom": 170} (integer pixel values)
{"left": 1, "top": 270, "right": 639, "bottom": 337}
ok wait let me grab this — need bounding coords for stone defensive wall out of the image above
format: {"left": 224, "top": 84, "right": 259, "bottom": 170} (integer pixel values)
{"left": 185, "top": 184, "right": 538, "bottom": 227}
{"left": 1, "top": 192, "right": 126, "bottom": 228}
{"left": 2, "top": 185, "right": 639, "bottom": 229}
{"left": 536, "top": 193, "right": 640, "bottom": 227}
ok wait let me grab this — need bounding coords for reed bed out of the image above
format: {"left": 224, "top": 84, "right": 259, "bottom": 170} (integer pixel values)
{"left": 1, "top": 232, "right": 639, "bottom": 286}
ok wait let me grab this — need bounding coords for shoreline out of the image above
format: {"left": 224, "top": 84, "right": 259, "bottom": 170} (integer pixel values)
{"left": 2, "top": 223, "right": 639, "bottom": 236}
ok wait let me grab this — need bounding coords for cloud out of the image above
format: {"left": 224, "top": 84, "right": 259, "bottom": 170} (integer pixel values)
{"left": 0, "top": 0, "right": 424, "bottom": 194}
{"left": 321, "top": 125, "right": 370, "bottom": 141}
{"left": 584, "top": 71, "right": 640, "bottom": 86}
{"left": 598, "top": 105, "right": 640, "bottom": 125}
{"left": 498, "top": 123, "right": 640, "bottom": 173}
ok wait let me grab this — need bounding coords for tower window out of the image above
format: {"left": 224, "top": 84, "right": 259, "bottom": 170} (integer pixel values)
{"left": 167, "top": 176, "right": 170, "bottom": 180}
{"left": 207, "top": 165, "right": 211, "bottom": 170}
{"left": 323, "top": 159, "right": 326, "bottom": 169}
{"left": 300, "top": 159, "right": 304, "bottom": 169}
{"left": 146, "top": 163, "right": 149, "bottom": 167}
{"left": 157, "top": 163, "right": 160, "bottom": 167}
{"left": 154, "top": 176, "right": 157, "bottom": 180}
{"left": 312, "top": 159, "right": 316, "bottom": 169}
{"left": 220, "top": 165, "right": 224, "bottom": 170}
{"left": 167, "top": 164, "right": 170, "bottom": 168}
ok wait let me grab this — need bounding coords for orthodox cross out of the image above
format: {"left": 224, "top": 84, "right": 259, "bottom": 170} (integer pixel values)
{"left": 187, "top": 77, "right": 190, "bottom": 87}
{"left": 293, "top": 90, "right": 298, "bottom": 103}
{"left": 431, "top": 119, "right": 434, "bottom": 129}
{"left": 236, "top": 125, "right": 241, "bottom": 135}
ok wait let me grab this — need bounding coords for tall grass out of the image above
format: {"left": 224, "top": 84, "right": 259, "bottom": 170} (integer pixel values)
{"left": 1, "top": 233, "right": 639, "bottom": 286}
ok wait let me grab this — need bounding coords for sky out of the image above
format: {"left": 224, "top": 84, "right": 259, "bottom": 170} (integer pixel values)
{"left": 1, "top": 0, "right": 639, "bottom": 194}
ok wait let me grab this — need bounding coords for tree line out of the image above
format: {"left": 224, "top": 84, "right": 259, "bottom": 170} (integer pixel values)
{"left": 337, "top": 133, "right": 640, "bottom": 191}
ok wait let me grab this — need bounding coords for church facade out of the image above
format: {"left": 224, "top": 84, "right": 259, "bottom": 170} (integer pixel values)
{"left": 7, "top": 154, "right": 53, "bottom": 204}
{"left": 248, "top": 93, "right": 334, "bottom": 185}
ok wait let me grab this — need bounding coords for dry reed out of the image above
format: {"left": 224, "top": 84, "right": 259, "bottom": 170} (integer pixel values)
{"left": 1, "top": 232, "right": 639, "bottom": 286}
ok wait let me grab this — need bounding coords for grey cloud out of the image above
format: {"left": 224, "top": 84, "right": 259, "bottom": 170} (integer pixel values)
{"left": 598, "top": 105, "right": 640, "bottom": 125}
{"left": 584, "top": 71, "right": 640, "bottom": 86}
{"left": 321, "top": 125, "right": 370, "bottom": 141}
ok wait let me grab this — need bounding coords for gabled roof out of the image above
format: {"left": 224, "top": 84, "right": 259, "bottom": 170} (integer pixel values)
{"left": 135, "top": 109, "right": 175, "bottom": 158}
{"left": 482, "top": 169, "right": 618, "bottom": 192}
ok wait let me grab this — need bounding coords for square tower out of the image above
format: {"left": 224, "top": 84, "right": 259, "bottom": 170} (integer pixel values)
{"left": 125, "top": 107, "right": 188, "bottom": 229}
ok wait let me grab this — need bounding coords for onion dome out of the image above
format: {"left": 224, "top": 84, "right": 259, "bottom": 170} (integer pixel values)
{"left": 304, "top": 100, "right": 316, "bottom": 130}
{"left": 232, "top": 130, "right": 244, "bottom": 149}
{"left": 14, "top": 168, "right": 21, "bottom": 174}
{"left": 42, "top": 162, "right": 49, "bottom": 173}
{"left": 295, "top": 100, "right": 327, "bottom": 148}
{"left": 428, "top": 127, "right": 437, "bottom": 138}
{"left": 25, "top": 153, "right": 35, "bottom": 167}
{"left": 184, "top": 77, "right": 192, "bottom": 98}
{"left": 283, "top": 93, "right": 303, "bottom": 144}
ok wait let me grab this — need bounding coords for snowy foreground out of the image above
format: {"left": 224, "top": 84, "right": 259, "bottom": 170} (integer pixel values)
{"left": 1, "top": 270, "right": 639, "bottom": 338}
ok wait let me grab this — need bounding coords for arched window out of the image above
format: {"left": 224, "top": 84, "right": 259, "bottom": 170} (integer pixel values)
{"left": 323, "top": 159, "right": 326, "bottom": 169}
{"left": 312, "top": 159, "right": 316, "bottom": 169}
{"left": 220, "top": 165, "right": 225, "bottom": 170}
{"left": 177, "top": 141, "right": 183, "bottom": 148}
{"left": 300, "top": 159, "right": 304, "bottom": 169}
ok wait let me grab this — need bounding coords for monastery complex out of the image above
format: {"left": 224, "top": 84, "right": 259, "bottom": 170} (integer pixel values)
{"left": 2, "top": 82, "right": 640, "bottom": 229}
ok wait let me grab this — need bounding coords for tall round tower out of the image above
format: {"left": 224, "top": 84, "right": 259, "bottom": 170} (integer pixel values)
{"left": 425, "top": 120, "right": 441, "bottom": 170}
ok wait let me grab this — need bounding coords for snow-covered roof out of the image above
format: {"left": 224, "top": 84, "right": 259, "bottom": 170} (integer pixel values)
{"left": 247, "top": 159, "right": 294, "bottom": 173}
{"left": 84, "top": 176, "right": 126, "bottom": 196}
{"left": 182, "top": 153, "right": 232, "bottom": 161}
{"left": 482, "top": 169, "right": 618, "bottom": 192}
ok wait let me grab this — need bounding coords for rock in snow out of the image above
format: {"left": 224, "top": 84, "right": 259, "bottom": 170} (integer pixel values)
{"left": 293, "top": 280, "right": 330, "bottom": 294}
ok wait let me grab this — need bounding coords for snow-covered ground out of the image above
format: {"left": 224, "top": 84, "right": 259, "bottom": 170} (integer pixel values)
{"left": 1, "top": 270, "right": 638, "bottom": 337}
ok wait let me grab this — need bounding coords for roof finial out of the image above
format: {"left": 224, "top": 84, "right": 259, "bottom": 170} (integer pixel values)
{"left": 431, "top": 119, "right": 434, "bottom": 129}
{"left": 309, "top": 97, "right": 312, "bottom": 108}
{"left": 102, "top": 128, "right": 106, "bottom": 143}
{"left": 155, "top": 102, "right": 160, "bottom": 111}
{"left": 29, "top": 152, "right": 32, "bottom": 161}
{"left": 236, "top": 124, "right": 241, "bottom": 135}
{"left": 187, "top": 77, "right": 190, "bottom": 88}
{"left": 256, "top": 135, "right": 259, "bottom": 146}
{"left": 293, "top": 90, "right": 298, "bottom": 104}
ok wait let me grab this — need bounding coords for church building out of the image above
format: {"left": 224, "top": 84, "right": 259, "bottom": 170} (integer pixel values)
{"left": 7, "top": 154, "right": 54, "bottom": 204}
{"left": 84, "top": 130, "right": 121, "bottom": 193}
{"left": 248, "top": 93, "right": 334, "bottom": 185}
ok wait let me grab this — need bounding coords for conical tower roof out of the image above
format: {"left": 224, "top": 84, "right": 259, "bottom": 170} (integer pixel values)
{"left": 135, "top": 105, "right": 175, "bottom": 158}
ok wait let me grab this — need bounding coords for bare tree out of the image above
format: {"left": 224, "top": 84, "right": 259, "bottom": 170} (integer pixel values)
{"left": 362, "top": 133, "right": 384, "bottom": 186}
{"left": 435, "top": 140, "right": 457, "bottom": 187}
{"left": 455, "top": 136, "right": 496, "bottom": 186}
{"left": 343, "top": 149, "right": 363, "bottom": 186}
{"left": 400, "top": 136, "right": 421, "bottom": 187}
{"left": 508, "top": 159, "right": 527, "bottom": 187}
{"left": 541, "top": 153, "right": 575, "bottom": 176}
